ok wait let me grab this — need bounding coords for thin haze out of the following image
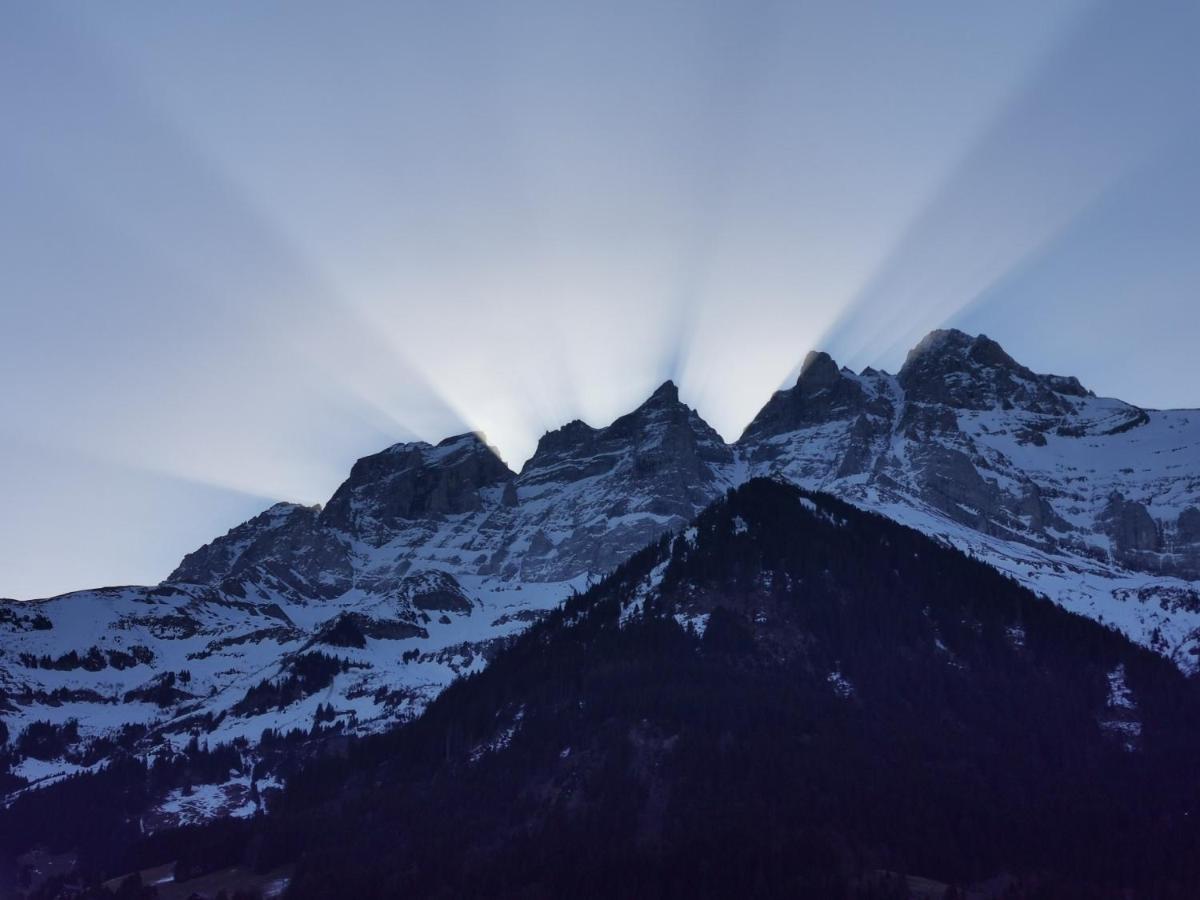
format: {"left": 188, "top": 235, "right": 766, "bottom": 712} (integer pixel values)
{"left": 3, "top": 1, "right": 1198, "bottom": 599}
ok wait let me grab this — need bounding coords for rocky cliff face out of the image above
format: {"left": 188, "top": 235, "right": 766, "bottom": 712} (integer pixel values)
{"left": 740, "top": 350, "right": 877, "bottom": 443}
{"left": 733, "top": 330, "right": 1200, "bottom": 675}
{"left": 739, "top": 330, "right": 1199, "bottom": 579}
{"left": 3, "top": 330, "right": 1199, "bottom": 807}
{"left": 509, "top": 380, "right": 735, "bottom": 580}
{"left": 897, "top": 329, "right": 1087, "bottom": 413}
{"left": 319, "top": 433, "right": 514, "bottom": 541}
{"left": 171, "top": 502, "right": 354, "bottom": 601}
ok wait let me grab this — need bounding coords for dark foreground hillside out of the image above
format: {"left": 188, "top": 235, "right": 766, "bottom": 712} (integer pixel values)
{"left": 9, "top": 480, "right": 1200, "bottom": 898}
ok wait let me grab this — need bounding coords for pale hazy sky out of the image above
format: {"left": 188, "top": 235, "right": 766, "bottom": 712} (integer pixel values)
{"left": 3, "top": 1, "right": 1199, "bottom": 599}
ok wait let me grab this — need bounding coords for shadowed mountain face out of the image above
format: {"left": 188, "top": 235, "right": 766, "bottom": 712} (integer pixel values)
{"left": 897, "top": 329, "right": 1089, "bottom": 412}
{"left": 2, "top": 330, "right": 1200, "bottom": 817}
{"left": 271, "top": 481, "right": 1200, "bottom": 897}
{"left": 739, "top": 349, "right": 880, "bottom": 443}
{"left": 172, "top": 381, "right": 735, "bottom": 593}
{"left": 16, "top": 480, "right": 1199, "bottom": 896}
{"left": 318, "top": 433, "right": 516, "bottom": 541}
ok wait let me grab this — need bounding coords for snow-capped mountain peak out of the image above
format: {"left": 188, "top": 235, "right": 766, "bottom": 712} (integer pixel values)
{"left": 4, "top": 329, "right": 1200, "bottom": 802}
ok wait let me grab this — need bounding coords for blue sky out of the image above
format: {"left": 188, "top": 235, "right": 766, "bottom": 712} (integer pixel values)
{"left": 3, "top": 1, "right": 1199, "bottom": 599}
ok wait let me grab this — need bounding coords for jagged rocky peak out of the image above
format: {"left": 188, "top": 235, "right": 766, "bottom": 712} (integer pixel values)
{"left": 169, "top": 501, "right": 322, "bottom": 585}
{"left": 320, "top": 431, "right": 515, "bottom": 543}
{"left": 901, "top": 328, "right": 1021, "bottom": 373}
{"left": 798, "top": 349, "right": 842, "bottom": 385}
{"left": 169, "top": 497, "right": 353, "bottom": 601}
{"left": 643, "top": 378, "right": 681, "bottom": 404}
{"left": 604, "top": 379, "right": 733, "bottom": 470}
{"left": 608, "top": 379, "right": 686, "bottom": 430}
{"left": 898, "top": 328, "right": 1091, "bottom": 413}
{"left": 507, "top": 379, "right": 736, "bottom": 582}
{"left": 520, "top": 419, "right": 599, "bottom": 479}
{"left": 521, "top": 380, "right": 732, "bottom": 488}
{"left": 530, "top": 418, "right": 596, "bottom": 457}
{"left": 739, "top": 350, "right": 877, "bottom": 443}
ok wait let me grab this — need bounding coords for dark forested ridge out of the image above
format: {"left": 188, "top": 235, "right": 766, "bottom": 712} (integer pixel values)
{"left": 8, "top": 479, "right": 1200, "bottom": 898}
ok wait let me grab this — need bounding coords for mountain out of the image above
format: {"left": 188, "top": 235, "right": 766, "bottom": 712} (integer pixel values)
{"left": 2, "top": 329, "right": 1199, "bottom": 819}
{"left": 274, "top": 480, "right": 1200, "bottom": 897}
{"left": 741, "top": 330, "right": 1200, "bottom": 659}
{"left": 14, "top": 480, "right": 1200, "bottom": 896}
{"left": 0, "top": 381, "right": 736, "bottom": 812}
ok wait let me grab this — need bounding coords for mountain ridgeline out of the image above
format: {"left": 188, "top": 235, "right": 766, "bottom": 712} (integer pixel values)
{"left": 270, "top": 480, "right": 1200, "bottom": 896}
{"left": 12, "top": 480, "right": 1200, "bottom": 897}
{"left": 2, "top": 329, "right": 1200, "bottom": 883}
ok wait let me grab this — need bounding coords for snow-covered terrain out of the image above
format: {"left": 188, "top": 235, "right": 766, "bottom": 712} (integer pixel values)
{"left": 3, "top": 328, "right": 1198, "bottom": 804}
{"left": 739, "top": 331, "right": 1200, "bottom": 667}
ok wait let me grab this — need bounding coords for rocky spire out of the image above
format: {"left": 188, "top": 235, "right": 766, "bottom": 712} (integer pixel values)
{"left": 319, "top": 432, "right": 514, "bottom": 543}
{"left": 898, "top": 329, "right": 1090, "bottom": 413}
{"left": 738, "top": 349, "right": 869, "bottom": 443}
